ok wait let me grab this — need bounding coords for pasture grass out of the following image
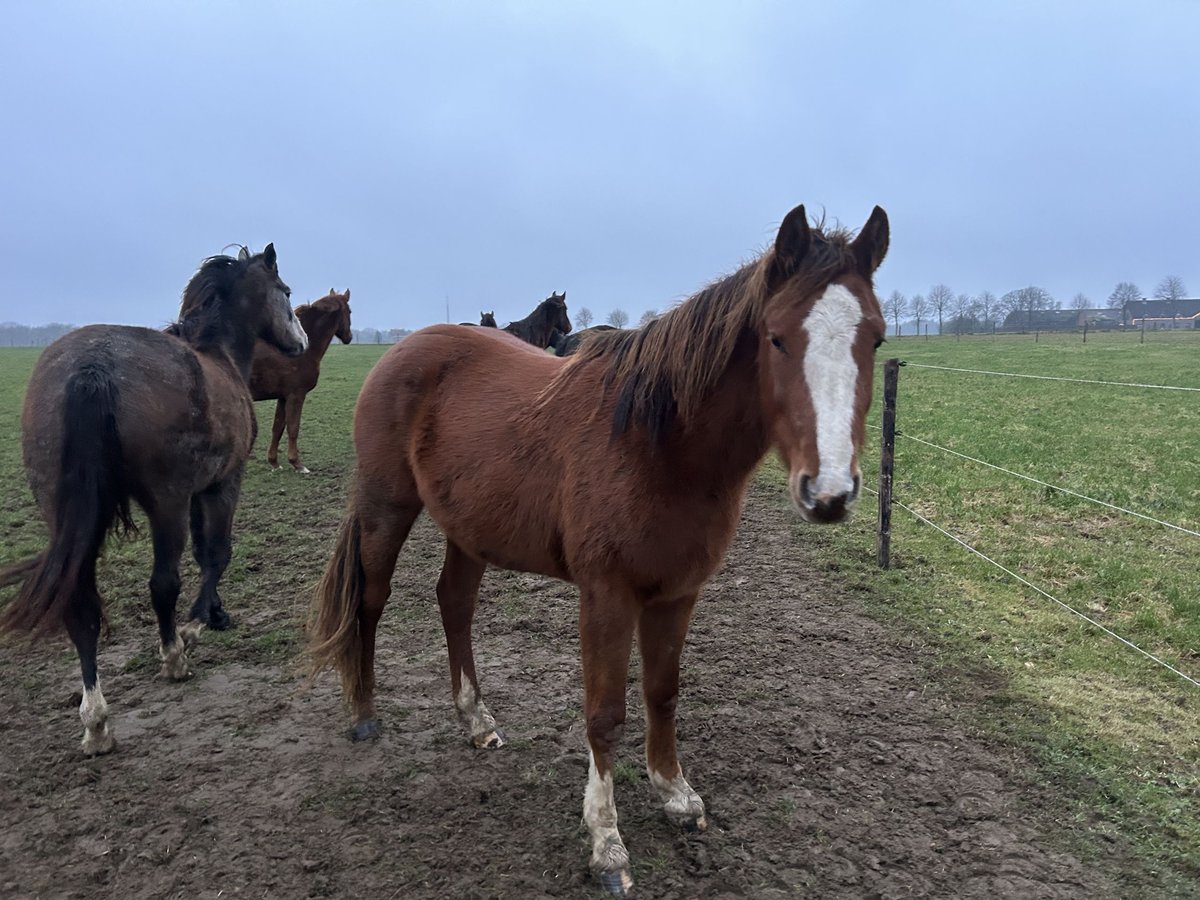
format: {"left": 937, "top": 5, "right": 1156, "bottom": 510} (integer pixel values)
{"left": 2, "top": 329, "right": 1199, "bottom": 887}
{"left": 758, "top": 327, "right": 1200, "bottom": 886}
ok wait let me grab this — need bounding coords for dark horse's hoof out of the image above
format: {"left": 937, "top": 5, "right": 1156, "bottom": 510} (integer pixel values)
{"left": 198, "top": 606, "right": 232, "bottom": 631}
{"left": 350, "top": 720, "right": 381, "bottom": 742}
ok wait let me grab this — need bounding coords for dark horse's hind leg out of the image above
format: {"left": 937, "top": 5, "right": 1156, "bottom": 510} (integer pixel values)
{"left": 188, "top": 473, "right": 242, "bottom": 631}
{"left": 436, "top": 541, "right": 504, "bottom": 749}
{"left": 64, "top": 576, "right": 115, "bottom": 755}
{"left": 146, "top": 497, "right": 196, "bottom": 681}
{"left": 350, "top": 495, "right": 422, "bottom": 741}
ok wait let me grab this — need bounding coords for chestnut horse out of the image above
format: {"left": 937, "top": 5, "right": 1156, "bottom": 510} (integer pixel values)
{"left": 249, "top": 288, "right": 353, "bottom": 473}
{"left": 503, "top": 291, "right": 571, "bottom": 347}
{"left": 308, "top": 205, "right": 888, "bottom": 893}
{"left": 0, "top": 244, "right": 306, "bottom": 756}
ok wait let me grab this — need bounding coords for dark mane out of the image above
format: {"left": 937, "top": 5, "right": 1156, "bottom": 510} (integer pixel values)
{"left": 560, "top": 226, "right": 857, "bottom": 440}
{"left": 166, "top": 250, "right": 252, "bottom": 349}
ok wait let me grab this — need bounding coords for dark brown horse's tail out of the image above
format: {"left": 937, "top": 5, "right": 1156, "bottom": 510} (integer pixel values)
{"left": 0, "top": 361, "right": 133, "bottom": 638}
{"left": 307, "top": 511, "right": 366, "bottom": 706}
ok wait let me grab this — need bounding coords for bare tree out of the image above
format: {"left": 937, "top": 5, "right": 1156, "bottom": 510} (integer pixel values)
{"left": 607, "top": 308, "right": 630, "bottom": 328}
{"left": 576, "top": 306, "right": 594, "bottom": 328}
{"left": 976, "top": 290, "right": 996, "bottom": 330}
{"left": 909, "top": 293, "right": 929, "bottom": 335}
{"left": 1108, "top": 282, "right": 1140, "bottom": 309}
{"left": 1154, "top": 275, "right": 1188, "bottom": 302}
{"left": 928, "top": 284, "right": 953, "bottom": 334}
{"left": 638, "top": 309, "right": 658, "bottom": 327}
{"left": 951, "top": 294, "right": 973, "bottom": 334}
{"left": 1070, "top": 292, "right": 1090, "bottom": 310}
{"left": 883, "top": 290, "right": 906, "bottom": 336}
{"left": 1000, "top": 286, "right": 1054, "bottom": 328}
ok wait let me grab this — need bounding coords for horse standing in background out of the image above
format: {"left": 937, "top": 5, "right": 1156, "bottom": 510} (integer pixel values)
{"left": 503, "top": 291, "right": 570, "bottom": 348}
{"left": 480, "top": 311, "right": 497, "bottom": 327}
{"left": 307, "top": 204, "right": 889, "bottom": 893}
{"left": 548, "top": 324, "right": 616, "bottom": 356}
{"left": 249, "top": 289, "right": 353, "bottom": 473}
{"left": 0, "top": 245, "right": 307, "bottom": 756}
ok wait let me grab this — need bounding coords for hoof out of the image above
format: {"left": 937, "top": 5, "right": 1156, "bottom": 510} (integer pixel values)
{"left": 199, "top": 606, "right": 232, "bottom": 631}
{"left": 682, "top": 814, "right": 709, "bottom": 833}
{"left": 159, "top": 658, "right": 193, "bottom": 681}
{"left": 471, "top": 727, "right": 506, "bottom": 750}
{"left": 295, "top": 465, "right": 311, "bottom": 475}
{"left": 81, "top": 729, "right": 117, "bottom": 756}
{"left": 350, "top": 720, "right": 381, "bottom": 742}
{"left": 594, "top": 867, "right": 634, "bottom": 896}
{"left": 179, "top": 620, "right": 204, "bottom": 650}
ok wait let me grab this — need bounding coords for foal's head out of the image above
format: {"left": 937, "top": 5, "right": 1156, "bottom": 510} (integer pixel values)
{"left": 480, "top": 310, "right": 497, "bottom": 328}
{"left": 544, "top": 291, "right": 571, "bottom": 335}
{"left": 328, "top": 289, "right": 353, "bottom": 344}
{"left": 235, "top": 244, "right": 308, "bottom": 356}
{"left": 760, "top": 205, "right": 888, "bottom": 524}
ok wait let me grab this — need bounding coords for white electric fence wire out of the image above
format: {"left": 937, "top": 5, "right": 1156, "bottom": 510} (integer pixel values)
{"left": 904, "top": 362, "right": 1200, "bottom": 393}
{"left": 859, "top": 482, "right": 1200, "bottom": 688}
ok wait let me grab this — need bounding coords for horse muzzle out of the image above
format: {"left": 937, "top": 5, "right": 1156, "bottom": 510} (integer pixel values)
{"left": 791, "top": 471, "right": 860, "bottom": 524}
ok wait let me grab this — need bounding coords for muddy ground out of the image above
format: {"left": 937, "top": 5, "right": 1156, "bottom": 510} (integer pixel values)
{"left": 0, "top": 479, "right": 1135, "bottom": 899}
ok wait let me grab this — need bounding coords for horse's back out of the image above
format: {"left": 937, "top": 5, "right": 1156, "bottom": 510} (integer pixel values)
{"left": 23, "top": 324, "right": 254, "bottom": 502}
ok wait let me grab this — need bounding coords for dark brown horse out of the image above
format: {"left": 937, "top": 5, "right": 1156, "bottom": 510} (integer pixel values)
{"left": 480, "top": 310, "right": 497, "bottom": 327}
{"left": 308, "top": 205, "right": 888, "bottom": 893}
{"left": 0, "top": 244, "right": 306, "bottom": 756}
{"left": 548, "top": 323, "right": 616, "bottom": 356}
{"left": 503, "top": 291, "right": 570, "bottom": 347}
{"left": 249, "top": 288, "right": 353, "bottom": 473}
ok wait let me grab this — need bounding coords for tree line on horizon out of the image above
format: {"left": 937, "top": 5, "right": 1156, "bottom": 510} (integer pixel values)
{"left": 879, "top": 275, "right": 1191, "bottom": 336}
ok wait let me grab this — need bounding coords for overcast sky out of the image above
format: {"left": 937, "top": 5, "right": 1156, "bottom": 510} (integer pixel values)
{"left": 1, "top": 1, "right": 1195, "bottom": 330}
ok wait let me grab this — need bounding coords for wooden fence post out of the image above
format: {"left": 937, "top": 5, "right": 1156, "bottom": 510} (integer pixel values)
{"left": 878, "top": 358, "right": 900, "bottom": 569}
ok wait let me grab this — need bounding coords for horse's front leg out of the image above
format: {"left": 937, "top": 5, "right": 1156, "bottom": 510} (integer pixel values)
{"left": 285, "top": 392, "right": 309, "bottom": 474}
{"left": 267, "top": 399, "right": 286, "bottom": 469}
{"left": 579, "top": 588, "right": 638, "bottom": 895}
{"left": 639, "top": 594, "right": 706, "bottom": 830}
{"left": 436, "top": 541, "right": 503, "bottom": 748}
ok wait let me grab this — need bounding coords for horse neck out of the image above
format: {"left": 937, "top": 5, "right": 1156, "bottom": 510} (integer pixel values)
{"left": 674, "top": 329, "right": 771, "bottom": 487}
{"left": 298, "top": 308, "right": 338, "bottom": 360}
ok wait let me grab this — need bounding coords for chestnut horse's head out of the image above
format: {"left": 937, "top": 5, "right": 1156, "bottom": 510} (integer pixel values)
{"left": 330, "top": 289, "right": 353, "bottom": 344}
{"left": 760, "top": 205, "right": 888, "bottom": 524}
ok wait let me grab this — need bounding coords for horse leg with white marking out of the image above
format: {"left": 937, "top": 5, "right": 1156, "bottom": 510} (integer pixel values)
{"left": 639, "top": 595, "right": 707, "bottom": 830}
{"left": 147, "top": 498, "right": 192, "bottom": 680}
{"left": 579, "top": 589, "right": 638, "bottom": 895}
{"left": 436, "top": 541, "right": 504, "bottom": 749}
{"left": 284, "top": 392, "right": 310, "bottom": 473}
{"left": 64, "top": 579, "right": 114, "bottom": 755}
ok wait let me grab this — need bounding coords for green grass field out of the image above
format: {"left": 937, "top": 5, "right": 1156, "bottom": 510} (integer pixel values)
{"left": 1, "top": 330, "right": 1197, "bottom": 886}
{"left": 761, "top": 328, "right": 1200, "bottom": 882}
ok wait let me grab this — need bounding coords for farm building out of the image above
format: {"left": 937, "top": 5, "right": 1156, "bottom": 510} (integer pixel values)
{"left": 998, "top": 307, "right": 1120, "bottom": 332}
{"left": 1121, "top": 298, "right": 1200, "bottom": 329}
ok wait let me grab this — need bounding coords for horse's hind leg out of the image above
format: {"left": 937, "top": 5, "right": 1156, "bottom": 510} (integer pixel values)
{"left": 267, "top": 399, "right": 286, "bottom": 469}
{"left": 350, "top": 496, "right": 421, "bottom": 741}
{"left": 639, "top": 595, "right": 706, "bottom": 831}
{"left": 436, "top": 542, "right": 503, "bottom": 749}
{"left": 64, "top": 576, "right": 115, "bottom": 755}
{"left": 145, "top": 498, "right": 193, "bottom": 681}
{"left": 285, "top": 393, "right": 309, "bottom": 473}
{"left": 188, "top": 472, "right": 242, "bottom": 631}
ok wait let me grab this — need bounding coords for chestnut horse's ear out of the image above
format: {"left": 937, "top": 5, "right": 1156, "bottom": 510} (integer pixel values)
{"left": 851, "top": 205, "right": 889, "bottom": 276}
{"left": 344, "top": 289, "right": 350, "bottom": 301}
{"left": 263, "top": 243, "right": 277, "bottom": 271}
{"left": 771, "top": 205, "right": 810, "bottom": 287}
{"left": 237, "top": 246, "right": 251, "bottom": 261}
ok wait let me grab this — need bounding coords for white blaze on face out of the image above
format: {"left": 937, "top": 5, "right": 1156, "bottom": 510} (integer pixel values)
{"left": 802, "top": 283, "right": 863, "bottom": 498}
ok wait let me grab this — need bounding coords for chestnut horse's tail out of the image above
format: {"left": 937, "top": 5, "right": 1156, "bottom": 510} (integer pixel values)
{"left": 307, "top": 510, "right": 366, "bottom": 705}
{"left": 0, "top": 361, "right": 133, "bottom": 638}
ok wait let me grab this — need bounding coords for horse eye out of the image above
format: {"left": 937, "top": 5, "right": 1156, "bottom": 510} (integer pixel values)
{"left": 769, "top": 335, "right": 784, "bottom": 351}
